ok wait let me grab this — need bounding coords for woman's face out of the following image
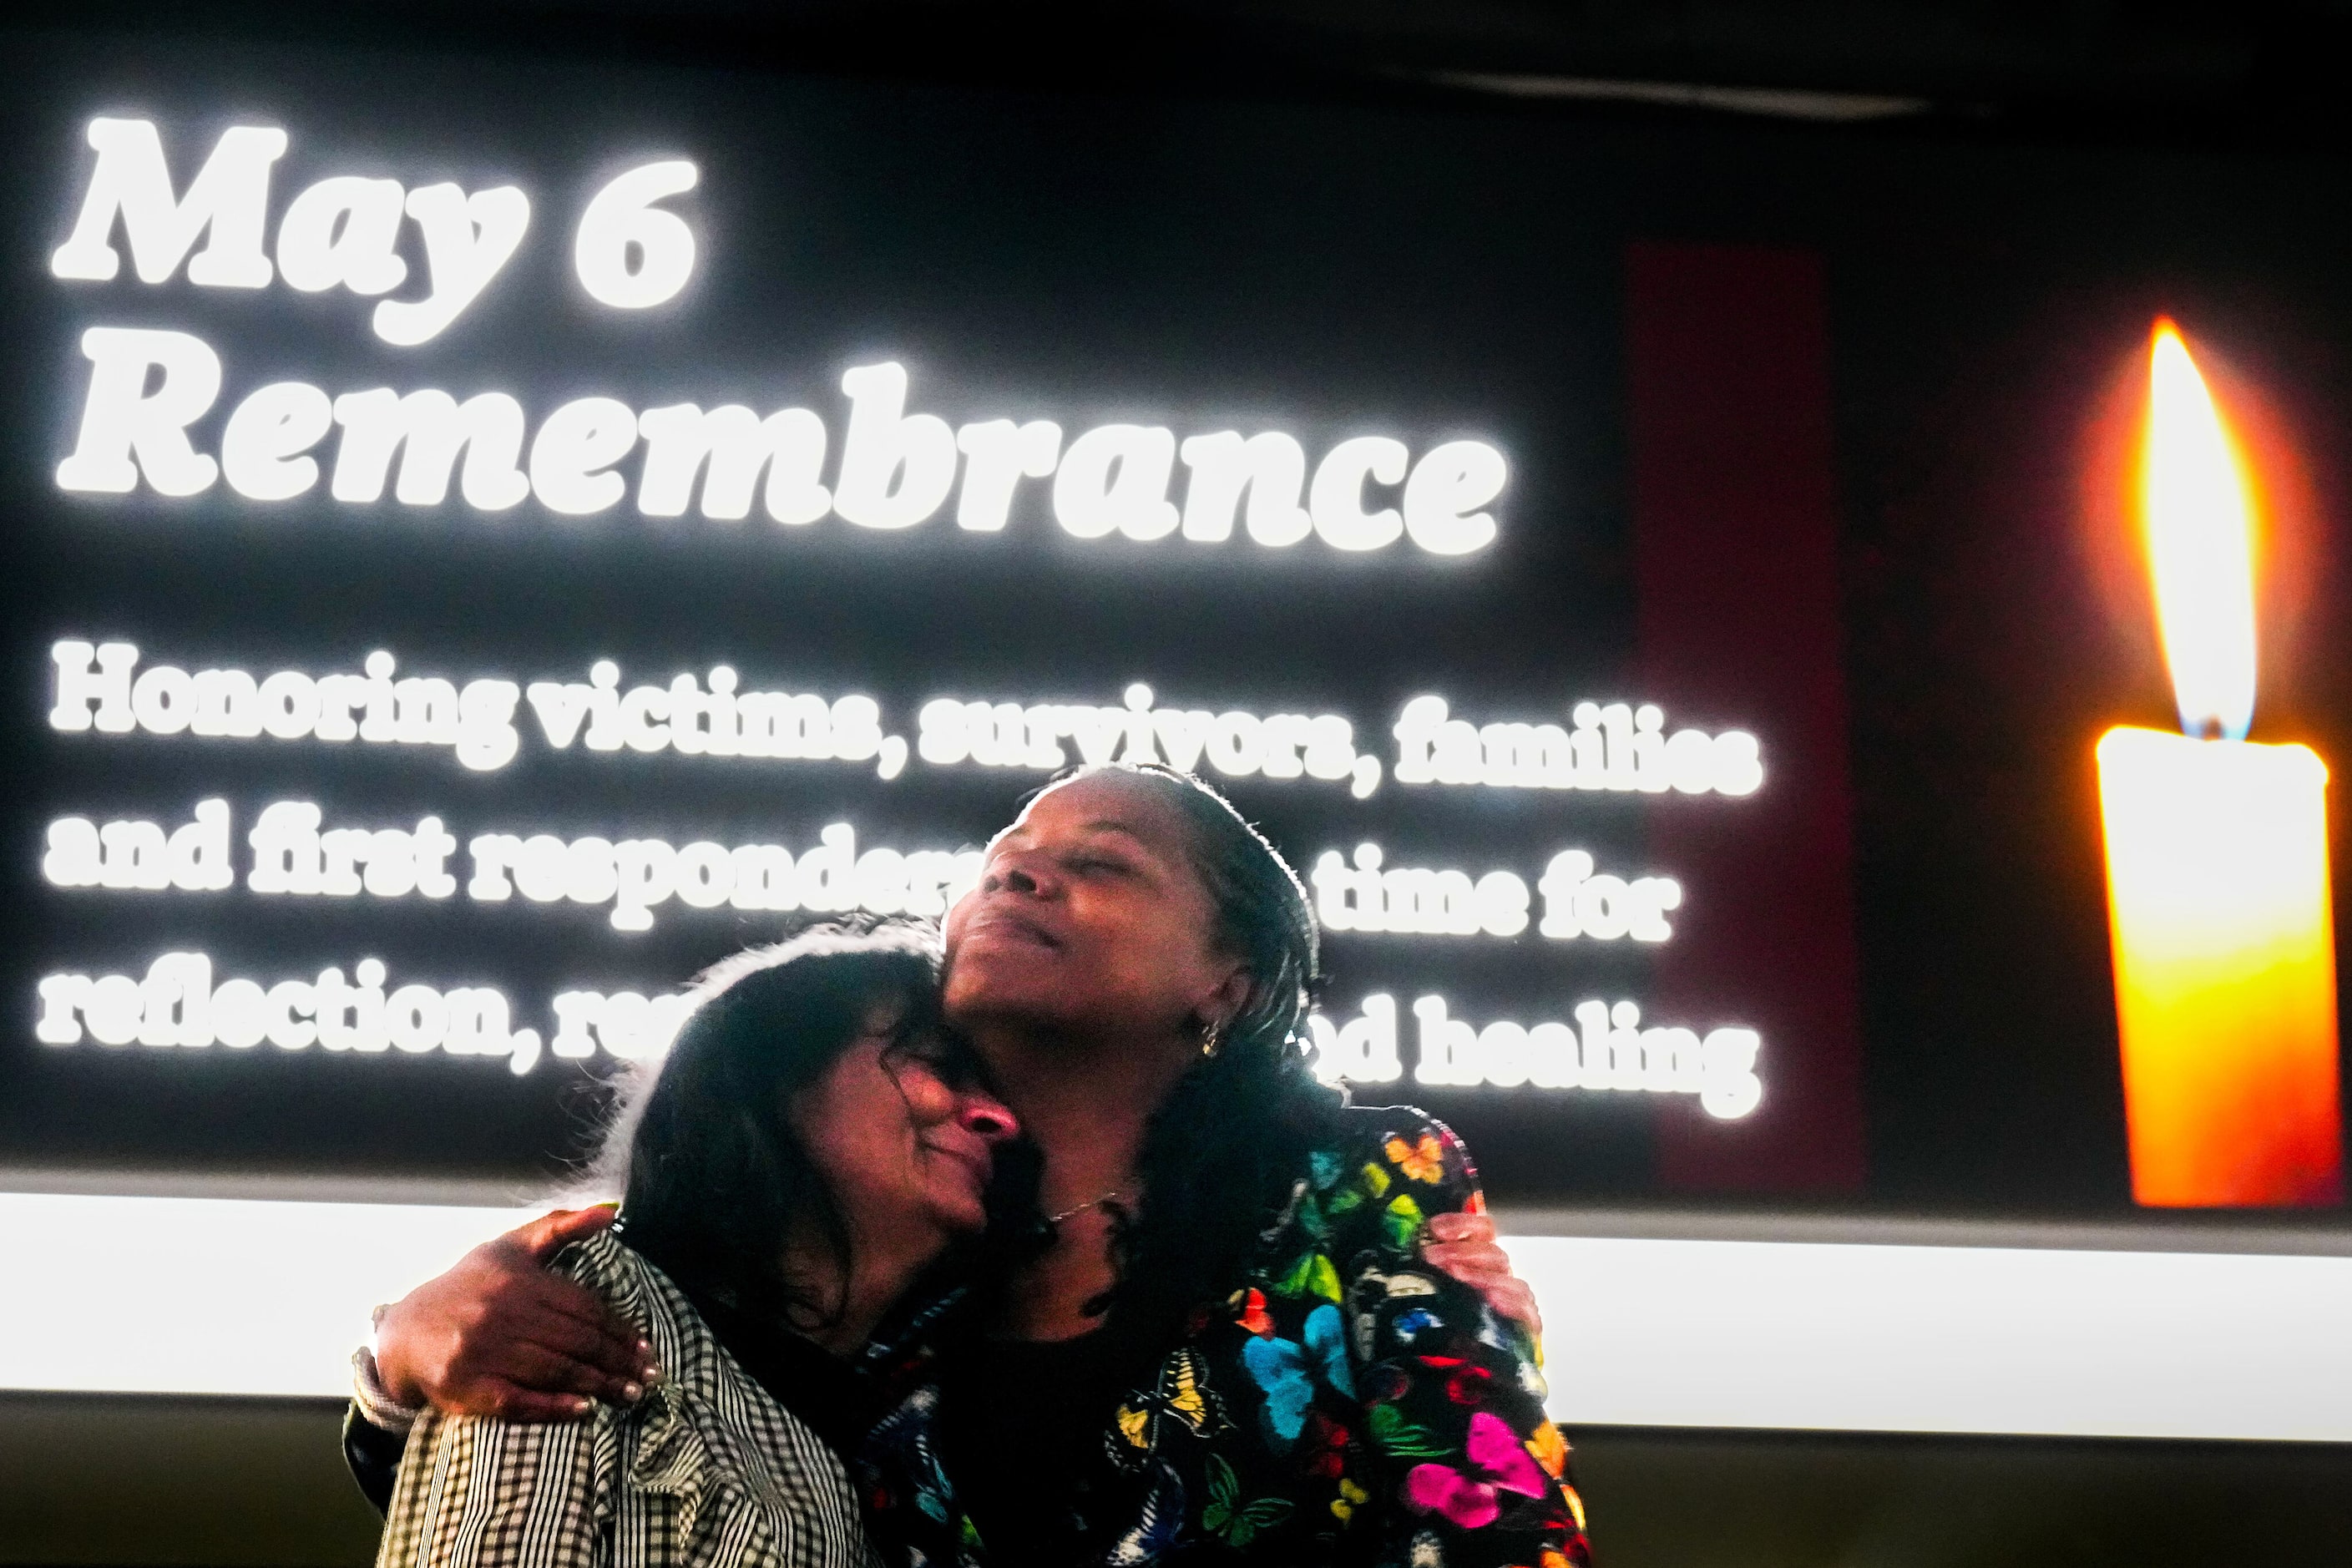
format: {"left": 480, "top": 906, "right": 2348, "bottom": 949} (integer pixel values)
{"left": 792, "top": 1010, "right": 1019, "bottom": 1243}
{"left": 940, "top": 771, "right": 1247, "bottom": 1050}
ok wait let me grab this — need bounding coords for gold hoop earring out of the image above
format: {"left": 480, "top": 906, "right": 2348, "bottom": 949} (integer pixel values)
{"left": 1201, "top": 1019, "right": 1224, "bottom": 1060}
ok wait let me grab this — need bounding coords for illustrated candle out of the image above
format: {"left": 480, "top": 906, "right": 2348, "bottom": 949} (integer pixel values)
{"left": 2096, "top": 321, "right": 2344, "bottom": 1207}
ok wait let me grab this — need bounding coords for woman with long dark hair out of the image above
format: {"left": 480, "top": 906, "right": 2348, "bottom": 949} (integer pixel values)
{"left": 367, "top": 925, "right": 1019, "bottom": 1566}
{"left": 362, "top": 766, "right": 1587, "bottom": 1568}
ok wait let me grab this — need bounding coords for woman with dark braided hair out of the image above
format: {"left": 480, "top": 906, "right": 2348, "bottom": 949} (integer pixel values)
{"left": 356, "top": 765, "right": 1588, "bottom": 1568}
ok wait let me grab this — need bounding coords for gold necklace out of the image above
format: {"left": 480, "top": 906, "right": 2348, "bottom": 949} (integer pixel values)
{"left": 1044, "top": 1187, "right": 1128, "bottom": 1228}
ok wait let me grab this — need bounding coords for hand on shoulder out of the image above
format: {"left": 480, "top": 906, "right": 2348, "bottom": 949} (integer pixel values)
{"left": 373, "top": 1205, "right": 657, "bottom": 1421}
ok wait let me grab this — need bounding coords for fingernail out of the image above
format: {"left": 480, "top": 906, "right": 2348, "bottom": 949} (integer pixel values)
{"left": 641, "top": 1364, "right": 665, "bottom": 1387}
{"left": 570, "top": 1396, "right": 594, "bottom": 1415}
{"left": 621, "top": 1382, "right": 643, "bottom": 1403}
{"left": 635, "top": 1338, "right": 652, "bottom": 1354}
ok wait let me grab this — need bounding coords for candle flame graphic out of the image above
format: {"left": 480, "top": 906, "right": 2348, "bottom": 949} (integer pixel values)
{"left": 2142, "top": 321, "right": 2258, "bottom": 741}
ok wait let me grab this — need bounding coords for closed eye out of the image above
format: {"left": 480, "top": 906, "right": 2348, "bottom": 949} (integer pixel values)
{"left": 1064, "top": 852, "right": 1137, "bottom": 878}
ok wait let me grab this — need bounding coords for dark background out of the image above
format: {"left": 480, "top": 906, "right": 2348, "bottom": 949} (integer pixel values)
{"left": 3, "top": 10, "right": 2350, "bottom": 1225}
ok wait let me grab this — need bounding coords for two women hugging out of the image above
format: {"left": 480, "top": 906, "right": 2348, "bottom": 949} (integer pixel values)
{"left": 353, "top": 762, "right": 1591, "bottom": 1568}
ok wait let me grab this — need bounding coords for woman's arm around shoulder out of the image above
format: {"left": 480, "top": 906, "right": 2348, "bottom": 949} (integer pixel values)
{"left": 1333, "top": 1109, "right": 1593, "bottom": 1568}
{"left": 374, "top": 1230, "right": 649, "bottom": 1566}
{"left": 346, "top": 1207, "right": 653, "bottom": 1515}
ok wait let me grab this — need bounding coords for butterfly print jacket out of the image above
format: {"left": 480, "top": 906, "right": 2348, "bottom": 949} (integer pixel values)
{"left": 857, "top": 1107, "right": 1593, "bottom": 1568}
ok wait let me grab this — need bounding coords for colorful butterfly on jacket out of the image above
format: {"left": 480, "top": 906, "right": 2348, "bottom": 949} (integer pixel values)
{"left": 1108, "top": 1348, "right": 1231, "bottom": 1469}
{"left": 1242, "top": 1302, "right": 1356, "bottom": 1448}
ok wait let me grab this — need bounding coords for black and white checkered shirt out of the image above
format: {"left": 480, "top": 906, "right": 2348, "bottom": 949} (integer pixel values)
{"left": 377, "top": 1230, "right": 878, "bottom": 1568}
